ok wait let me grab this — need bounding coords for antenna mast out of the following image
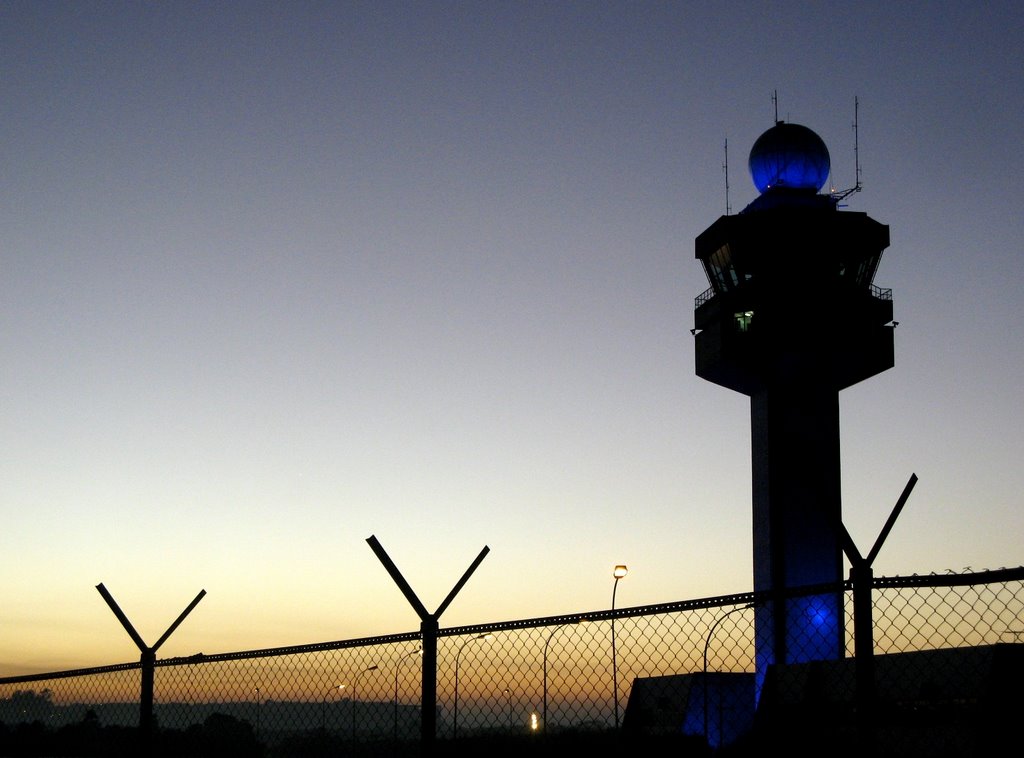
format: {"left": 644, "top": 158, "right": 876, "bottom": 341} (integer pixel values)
{"left": 853, "top": 95, "right": 862, "bottom": 192}
{"left": 832, "top": 95, "right": 863, "bottom": 203}
{"left": 723, "top": 138, "right": 731, "bottom": 215}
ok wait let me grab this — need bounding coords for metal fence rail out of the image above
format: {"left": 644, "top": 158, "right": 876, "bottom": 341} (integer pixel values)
{"left": 2, "top": 567, "right": 1022, "bottom": 757}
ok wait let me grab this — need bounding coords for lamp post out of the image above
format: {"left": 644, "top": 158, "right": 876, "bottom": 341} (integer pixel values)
{"left": 611, "top": 564, "right": 628, "bottom": 729}
{"left": 503, "top": 687, "right": 513, "bottom": 733}
{"left": 254, "top": 687, "right": 261, "bottom": 738}
{"left": 393, "top": 647, "right": 422, "bottom": 740}
{"left": 452, "top": 633, "right": 494, "bottom": 739}
{"left": 321, "top": 684, "right": 346, "bottom": 731}
{"left": 351, "top": 665, "right": 379, "bottom": 741}
{"left": 702, "top": 604, "right": 754, "bottom": 748}
{"left": 542, "top": 618, "right": 587, "bottom": 733}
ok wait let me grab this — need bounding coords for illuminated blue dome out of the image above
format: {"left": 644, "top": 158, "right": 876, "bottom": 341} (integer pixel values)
{"left": 748, "top": 122, "right": 830, "bottom": 194}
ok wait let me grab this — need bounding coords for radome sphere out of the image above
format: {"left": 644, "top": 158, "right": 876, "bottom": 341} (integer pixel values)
{"left": 748, "top": 122, "right": 830, "bottom": 194}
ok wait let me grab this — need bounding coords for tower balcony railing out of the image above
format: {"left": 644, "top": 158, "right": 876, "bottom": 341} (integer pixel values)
{"left": 869, "top": 284, "right": 892, "bottom": 301}
{"left": 694, "top": 282, "right": 892, "bottom": 311}
{"left": 695, "top": 286, "right": 716, "bottom": 309}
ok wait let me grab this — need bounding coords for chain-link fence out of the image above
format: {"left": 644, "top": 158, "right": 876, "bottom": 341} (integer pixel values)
{"left": 2, "top": 567, "right": 1022, "bottom": 757}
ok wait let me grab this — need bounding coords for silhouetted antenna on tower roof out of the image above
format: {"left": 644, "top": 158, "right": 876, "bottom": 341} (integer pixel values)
{"left": 723, "top": 138, "right": 731, "bottom": 215}
{"left": 854, "top": 95, "right": 862, "bottom": 189}
{"left": 832, "top": 96, "right": 863, "bottom": 203}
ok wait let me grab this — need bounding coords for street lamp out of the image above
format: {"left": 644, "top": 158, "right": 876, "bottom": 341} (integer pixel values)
{"left": 393, "top": 647, "right": 422, "bottom": 740}
{"left": 253, "top": 687, "right": 261, "bottom": 738}
{"left": 452, "top": 633, "right": 494, "bottom": 739}
{"left": 502, "top": 687, "right": 513, "bottom": 733}
{"left": 351, "top": 665, "right": 379, "bottom": 741}
{"left": 542, "top": 618, "right": 588, "bottom": 733}
{"left": 702, "top": 603, "right": 754, "bottom": 748}
{"left": 321, "top": 684, "right": 346, "bottom": 731}
{"left": 611, "top": 564, "right": 628, "bottom": 729}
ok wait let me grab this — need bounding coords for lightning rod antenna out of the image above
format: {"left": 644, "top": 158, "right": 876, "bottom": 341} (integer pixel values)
{"left": 772, "top": 90, "right": 779, "bottom": 123}
{"left": 831, "top": 96, "right": 864, "bottom": 203}
{"left": 853, "top": 95, "right": 862, "bottom": 193}
{"left": 723, "top": 138, "right": 731, "bottom": 215}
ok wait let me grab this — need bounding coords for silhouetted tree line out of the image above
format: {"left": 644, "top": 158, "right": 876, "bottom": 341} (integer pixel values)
{"left": 0, "top": 709, "right": 264, "bottom": 757}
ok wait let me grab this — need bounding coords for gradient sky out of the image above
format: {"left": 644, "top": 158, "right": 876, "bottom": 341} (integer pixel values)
{"left": 3, "top": 1, "right": 1023, "bottom": 675}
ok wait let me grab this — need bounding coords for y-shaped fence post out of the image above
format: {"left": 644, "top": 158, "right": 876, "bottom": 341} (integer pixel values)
{"left": 840, "top": 473, "right": 917, "bottom": 751}
{"left": 366, "top": 535, "right": 489, "bottom": 755}
{"left": 96, "top": 583, "right": 206, "bottom": 755}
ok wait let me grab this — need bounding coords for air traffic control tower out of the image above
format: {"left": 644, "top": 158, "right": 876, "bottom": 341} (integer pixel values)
{"left": 693, "top": 122, "right": 895, "bottom": 696}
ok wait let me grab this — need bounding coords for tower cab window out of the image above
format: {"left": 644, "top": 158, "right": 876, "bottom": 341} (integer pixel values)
{"left": 705, "top": 244, "right": 740, "bottom": 292}
{"left": 734, "top": 311, "right": 754, "bottom": 332}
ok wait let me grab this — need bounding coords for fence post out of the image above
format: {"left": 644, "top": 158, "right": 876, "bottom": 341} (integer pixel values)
{"left": 850, "top": 560, "right": 875, "bottom": 729}
{"left": 139, "top": 648, "right": 156, "bottom": 750}
{"left": 366, "top": 535, "right": 489, "bottom": 756}
{"left": 839, "top": 473, "right": 917, "bottom": 751}
{"left": 95, "top": 583, "right": 206, "bottom": 756}
{"left": 420, "top": 616, "right": 439, "bottom": 747}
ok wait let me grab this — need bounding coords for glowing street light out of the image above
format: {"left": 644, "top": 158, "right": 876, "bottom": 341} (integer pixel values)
{"left": 253, "top": 687, "right": 261, "bottom": 738}
{"left": 702, "top": 603, "right": 754, "bottom": 748}
{"left": 321, "top": 684, "right": 346, "bottom": 731}
{"left": 611, "top": 564, "right": 628, "bottom": 729}
{"left": 351, "top": 665, "right": 379, "bottom": 741}
{"left": 393, "top": 647, "right": 422, "bottom": 739}
{"left": 502, "top": 687, "right": 513, "bottom": 732}
{"left": 452, "top": 633, "right": 494, "bottom": 738}
{"left": 542, "top": 618, "right": 588, "bottom": 732}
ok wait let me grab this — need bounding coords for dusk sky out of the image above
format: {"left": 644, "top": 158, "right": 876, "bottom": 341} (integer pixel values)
{"left": 3, "top": 1, "right": 1023, "bottom": 674}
